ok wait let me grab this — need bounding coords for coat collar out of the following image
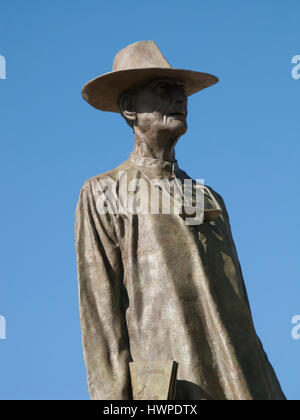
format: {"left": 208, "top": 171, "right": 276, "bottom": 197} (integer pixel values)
{"left": 128, "top": 151, "right": 180, "bottom": 179}
{"left": 127, "top": 150, "right": 222, "bottom": 222}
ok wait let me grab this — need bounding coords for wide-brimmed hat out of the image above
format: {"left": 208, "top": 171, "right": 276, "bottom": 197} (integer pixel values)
{"left": 82, "top": 41, "right": 219, "bottom": 113}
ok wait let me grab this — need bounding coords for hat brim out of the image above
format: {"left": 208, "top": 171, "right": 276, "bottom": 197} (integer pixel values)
{"left": 81, "top": 68, "right": 219, "bottom": 112}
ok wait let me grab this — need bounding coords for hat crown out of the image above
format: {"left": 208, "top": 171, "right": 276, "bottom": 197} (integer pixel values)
{"left": 82, "top": 40, "right": 219, "bottom": 112}
{"left": 113, "top": 41, "right": 172, "bottom": 72}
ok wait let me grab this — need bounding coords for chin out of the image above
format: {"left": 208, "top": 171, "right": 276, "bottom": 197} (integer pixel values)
{"left": 155, "top": 119, "right": 188, "bottom": 138}
{"left": 169, "top": 120, "right": 187, "bottom": 137}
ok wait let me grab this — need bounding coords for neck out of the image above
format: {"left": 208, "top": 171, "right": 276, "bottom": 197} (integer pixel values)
{"left": 132, "top": 128, "right": 178, "bottom": 162}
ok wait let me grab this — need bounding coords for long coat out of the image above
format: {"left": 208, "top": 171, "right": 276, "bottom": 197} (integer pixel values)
{"left": 75, "top": 151, "right": 286, "bottom": 400}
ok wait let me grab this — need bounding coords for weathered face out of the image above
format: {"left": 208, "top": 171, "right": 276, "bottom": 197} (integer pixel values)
{"left": 134, "top": 78, "right": 188, "bottom": 137}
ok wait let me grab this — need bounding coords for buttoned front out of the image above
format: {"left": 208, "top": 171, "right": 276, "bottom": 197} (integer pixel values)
{"left": 75, "top": 152, "right": 286, "bottom": 400}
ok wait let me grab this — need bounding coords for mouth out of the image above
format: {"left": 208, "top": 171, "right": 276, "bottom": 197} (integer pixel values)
{"left": 168, "top": 112, "right": 187, "bottom": 118}
{"left": 162, "top": 111, "right": 187, "bottom": 125}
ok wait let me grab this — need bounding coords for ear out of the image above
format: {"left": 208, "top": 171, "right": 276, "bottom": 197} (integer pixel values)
{"left": 120, "top": 93, "right": 137, "bottom": 123}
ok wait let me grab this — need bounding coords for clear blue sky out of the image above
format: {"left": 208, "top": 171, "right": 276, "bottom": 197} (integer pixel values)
{"left": 0, "top": 0, "right": 299, "bottom": 400}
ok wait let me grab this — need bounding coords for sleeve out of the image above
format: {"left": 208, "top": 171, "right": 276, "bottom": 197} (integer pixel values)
{"left": 215, "top": 192, "right": 253, "bottom": 310}
{"left": 213, "top": 190, "right": 286, "bottom": 400}
{"left": 75, "top": 181, "right": 132, "bottom": 400}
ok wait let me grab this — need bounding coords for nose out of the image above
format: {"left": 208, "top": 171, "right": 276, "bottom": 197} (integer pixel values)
{"left": 174, "top": 92, "right": 187, "bottom": 104}
{"left": 173, "top": 93, "right": 187, "bottom": 114}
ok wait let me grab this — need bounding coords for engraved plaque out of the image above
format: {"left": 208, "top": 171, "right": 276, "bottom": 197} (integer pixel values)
{"left": 129, "top": 360, "right": 178, "bottom": 400}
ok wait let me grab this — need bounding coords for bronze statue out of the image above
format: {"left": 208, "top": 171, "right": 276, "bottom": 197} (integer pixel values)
{"left": 75, "top": 41, "right": 286, "bottom": 400}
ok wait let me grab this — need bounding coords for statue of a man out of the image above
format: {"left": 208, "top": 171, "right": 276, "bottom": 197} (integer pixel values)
{"left": 75, "top": 41, "right": 286, "bottom": 400}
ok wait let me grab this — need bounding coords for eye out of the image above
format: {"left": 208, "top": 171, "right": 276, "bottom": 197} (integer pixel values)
{"left": 154, "top": 81, "right": 170, "bottom": 91}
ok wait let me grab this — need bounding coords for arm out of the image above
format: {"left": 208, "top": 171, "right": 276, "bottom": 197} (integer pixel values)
{"left": 75, "top": 180, "right": 132, "bottom": 400}
{"left": 213, "top": 189, "right": 286, "bottom": 400}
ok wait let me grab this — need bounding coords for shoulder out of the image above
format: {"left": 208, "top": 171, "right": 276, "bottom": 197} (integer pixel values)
{"left": 205, "top": 184, "right": 226, "bottom": 206}
{"left": 178, "top": 167, "right": 227, "bottom": 209}
{"left": 203, "top": 184, "right": 232, "bottom": 226}
{"left": 79, "top": 160, "right": 132, "bottom": 194}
